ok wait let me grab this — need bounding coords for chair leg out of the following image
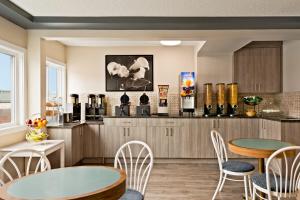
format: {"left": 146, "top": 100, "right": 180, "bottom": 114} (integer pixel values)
{"left": 212, "top": 172, "right": 223, "bottom": 200}
{"left": 219, "top": 173, "right": 227, "bottom": 192}
{"left": 244, "top": 176, "right": 249, "bottom": 200}
{"left": 248, "top": 175, "right": 252, "bottom": 198}
{"left": 252, "top": 185, "right": 256, "bottom": 200}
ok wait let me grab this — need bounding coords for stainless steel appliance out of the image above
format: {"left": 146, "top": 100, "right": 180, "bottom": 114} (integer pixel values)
{"left": 179, "top": 72, "right": 196, "bottom": 116}
{"left": 70, "top": 94, "right": 80, "bottom": 121}
{"left": 115, "top": 92, "right": 130, "bottom": 116}
{"left": 85, "top": 94, "right": 106, "bottom": 120}
{"left": 136, "top": 93, "right": 151, "bottom": 117}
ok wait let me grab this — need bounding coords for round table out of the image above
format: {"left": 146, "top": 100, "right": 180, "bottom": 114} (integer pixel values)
{"left": 0, "top": 166, "right": 126, "bottom": 200}
{"left": 228, "top": 138, "right": 294, "bottom": 173}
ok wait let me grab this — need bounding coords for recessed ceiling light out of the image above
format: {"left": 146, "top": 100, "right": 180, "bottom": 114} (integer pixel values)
{"left": 160, "top": 40, "right": 182, "bottom": 46}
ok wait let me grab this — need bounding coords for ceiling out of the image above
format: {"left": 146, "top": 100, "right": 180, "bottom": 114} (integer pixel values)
{"left": 41, "top": 29, "right": 300, "bottom": 56}
{"left": 47, "top": 38, "right": 204, "bottom": 47}
{"left": 9, "top": 0, "right": 300, "bottom": 17}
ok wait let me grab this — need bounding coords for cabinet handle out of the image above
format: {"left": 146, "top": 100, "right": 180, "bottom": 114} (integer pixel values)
{"left": 127, "top": 128, "right": 130, "bottom": 136}
{"left": 212, "top": 120, "right": 215, "bottom": 129}
{"left": 259, "top": 84, "right": 261, "bottom": 92}
{"left": 166, "top": 128, "right": 169, "bottom": 136}
{"left": 123, "top": 128, "right": 126, "bottom": 136}
{"left": 217, "top": 120, "right": 220, "bottom": 129}
{"left": 170, "top": 128, "right": 173, "bottom": 136}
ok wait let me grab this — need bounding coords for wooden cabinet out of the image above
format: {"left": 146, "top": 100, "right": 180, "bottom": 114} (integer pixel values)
{"left": 259, "top": 119, "right": 281, "bottom": 140}
{"left": 147, "top": 119, "right": 194, "bottom": 158}
{"left": 72, "top": 125, "right": 84, "bottom": 164}
{"left": 48, "top": 124, "right": 84, "bottom": 167}
{"left": 147, "top": 127, "right": 169, "bottom": 158}
{"left": 234, "top": 41, "right": 282, "bottom": 93}
{"left": 83, "top": 124, "right": 104, "bottom": 158}
{"left": 103, "top": 118, "right": 147, "bottom": 158}
{"left": 196, "top": 119, "right": 217, "bottom": 158}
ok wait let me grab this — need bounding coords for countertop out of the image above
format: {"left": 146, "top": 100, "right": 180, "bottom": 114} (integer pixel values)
{"left": 103, "top": 115, "right": 300, "bottom": 122}
{"left": 47, "top": 115, "right": 300, "bottom": 129}
{"left": 47, "top": 120, "right": 104, "bottom": 129}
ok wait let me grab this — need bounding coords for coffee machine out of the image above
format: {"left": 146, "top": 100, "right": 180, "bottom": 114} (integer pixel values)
{"left": 136, "top": 93, "right": 151, "bottom": 117}
{"left": 179, "top": 72, "right": 196, "bottom": 116}
{"left": 70, "top": 94, "right": 81, "bottom": 121}
{"left": 203, "top": 83, "right": 213, "bottom": 117}
{"left": 227, "top": 83, "right": 239, "bottom": 117}
{"left": 97, "top": 94, "right": 106, "bottom": 116}
{"left": 216, "top": 83, "right": 226, "bottom": 117}
{"left": 115, "top": 92, "right": 130, "bottom": 116}
{"left": 157, "top": 85, "right": 169, "bottom": 116}
{"left": 85, "top": 94, "right": 106, "bottom": 120}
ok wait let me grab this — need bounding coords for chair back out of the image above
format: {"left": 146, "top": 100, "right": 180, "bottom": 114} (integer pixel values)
{"left": 211, "top": 130, "right": 228, "bottom": 170}
{"left": 0, "top": 149, "right": 51, "bottom": 187}
{"left": 114, "top": 140, "right": 154, "bottom": 195}
{"left": 266, "top": 146, "right": 300, "bottom": 199}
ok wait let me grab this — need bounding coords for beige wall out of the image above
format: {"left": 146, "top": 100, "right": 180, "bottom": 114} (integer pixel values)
{"left": 0, "top": 17, "right": 27, "bottom": 48}
{"left": 44, "top": 40, "right": 67, "bottom": 63}
{"left": 197, "top": 54, "right": 233, "bottom": 92}
{"left": 67, "top": 45, "right": 195, "bottom": 95}
{"left": 283, "top": 40, "right": 300, "bottom": 92}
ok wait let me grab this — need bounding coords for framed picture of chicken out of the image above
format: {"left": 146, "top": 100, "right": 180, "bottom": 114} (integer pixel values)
{"left": 105, "top": 55, "right": 154, "bottom": 91}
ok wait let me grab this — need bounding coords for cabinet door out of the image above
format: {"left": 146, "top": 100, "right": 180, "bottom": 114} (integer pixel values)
{"left": 83, "top": 124, "right": 101, "bottom": 158}
{"left": 234, "top": 48, "right": 256, "bottom": 93}
{"left": 260, "top": 119, "right": 281, "bottom": 140}
{"left": 126, "top": 126, "right": 147, "bottom": 157}
{"left": 260, "top": 47, "right": 282, "bottom": 93}
{"left": 104, "top": 126, "right": 126, "bottom": 158}
{"left": 72, "top": 126, "right": 83, "bottom": 165}
{"left": 197, "top": 119, "right": 216, "bottom": 158}
{"left": 240, "top": 119, "right": 259, "bottom": 138}
{"left": 224, "top": 119, "right": 241, "bottom": 158}
{"left": 146, "top": 127, "right": 169, "bottom": 158}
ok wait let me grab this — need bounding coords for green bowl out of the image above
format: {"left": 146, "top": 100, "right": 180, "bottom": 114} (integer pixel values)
{"left": 242, "top": 96, "right": 263, "bottom": 106}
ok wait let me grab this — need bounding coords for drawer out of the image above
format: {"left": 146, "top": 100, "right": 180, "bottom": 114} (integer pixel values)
{"left": 103, "top": 118, "right": 146, "bottom": 127}
{"left": 147, "top": 118, "right": 181, "bottom": 127}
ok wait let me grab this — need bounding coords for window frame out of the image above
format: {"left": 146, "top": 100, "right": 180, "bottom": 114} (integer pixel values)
{"left": 0, "top": 39, "right": 26, "bottom": 132}
{"left": 46, "top": 58, "right": 66, "bottom": 106}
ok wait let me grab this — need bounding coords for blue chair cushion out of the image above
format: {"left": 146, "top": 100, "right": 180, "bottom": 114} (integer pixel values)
{"left": 252, "top": 173, "right": 292, "bottom": 192}
{"left": 120, "top": 189, "right": 144, "bottom": 200}
{"left": 222, "top": 160, "right": 255, "bottom": 173}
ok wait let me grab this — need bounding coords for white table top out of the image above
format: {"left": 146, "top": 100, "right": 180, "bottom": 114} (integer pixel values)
{"left": 0, "top": 140, "right": 64, "bottom": 153}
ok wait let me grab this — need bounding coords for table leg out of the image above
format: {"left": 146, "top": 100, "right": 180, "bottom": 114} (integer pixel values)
{"left": 258, "top": 158, "right": 265, "bottom": 174}
{"left": 60, "top": 145, "right": 65, "bottom": 168}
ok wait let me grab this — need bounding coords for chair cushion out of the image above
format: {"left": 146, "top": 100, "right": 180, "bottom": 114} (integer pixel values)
{"left": 222, "top": 160, "right": 255, "bottom": 173}
{"left": 119, "top": 189, "right": 144, "bottom": 200}
{"left": 252, "top": 173, "right": 292, "bottom": 192}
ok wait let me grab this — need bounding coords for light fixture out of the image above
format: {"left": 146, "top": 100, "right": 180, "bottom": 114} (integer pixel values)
{"left": 160, "top": 40, "right": 182, "bottom": 46}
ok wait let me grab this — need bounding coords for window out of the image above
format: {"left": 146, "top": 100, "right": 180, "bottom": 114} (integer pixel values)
{"left": 0, "top": 41, "right": 25, "bottom": 129}
{"left": 46, "top": 59, "right": 66, "bottom": 104}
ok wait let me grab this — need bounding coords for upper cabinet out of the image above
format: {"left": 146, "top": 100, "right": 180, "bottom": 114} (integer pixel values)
{"left": 234, "top": 41, "right": 282, "bottom": 93}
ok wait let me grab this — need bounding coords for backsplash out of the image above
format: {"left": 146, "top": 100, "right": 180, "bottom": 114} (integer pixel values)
{"left": 277, "top": 91, "right": 300, "bottom": 118}
{"left": 77, "top": 92, "right": 294, "bottom": 117}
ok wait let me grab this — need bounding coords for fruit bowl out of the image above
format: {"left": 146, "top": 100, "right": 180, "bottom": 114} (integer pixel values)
{"left": 242, "top": 96, "right": 263, "bottom": 106}
{"left": 245, "top": 109, "right": 257, "bottom": 117}
{"left": 25, "top": 117, "right": 48, "bottom": 143}
{"left": 26, "top": 129, "right": 48, "bottom": 143}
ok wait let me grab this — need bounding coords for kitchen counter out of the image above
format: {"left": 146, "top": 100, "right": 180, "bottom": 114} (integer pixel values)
{"left": 47, "top": 120, "right": 104, "bottom": 129}
{"left": 103, "top": 115, "right": 300, "bottom": 122}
